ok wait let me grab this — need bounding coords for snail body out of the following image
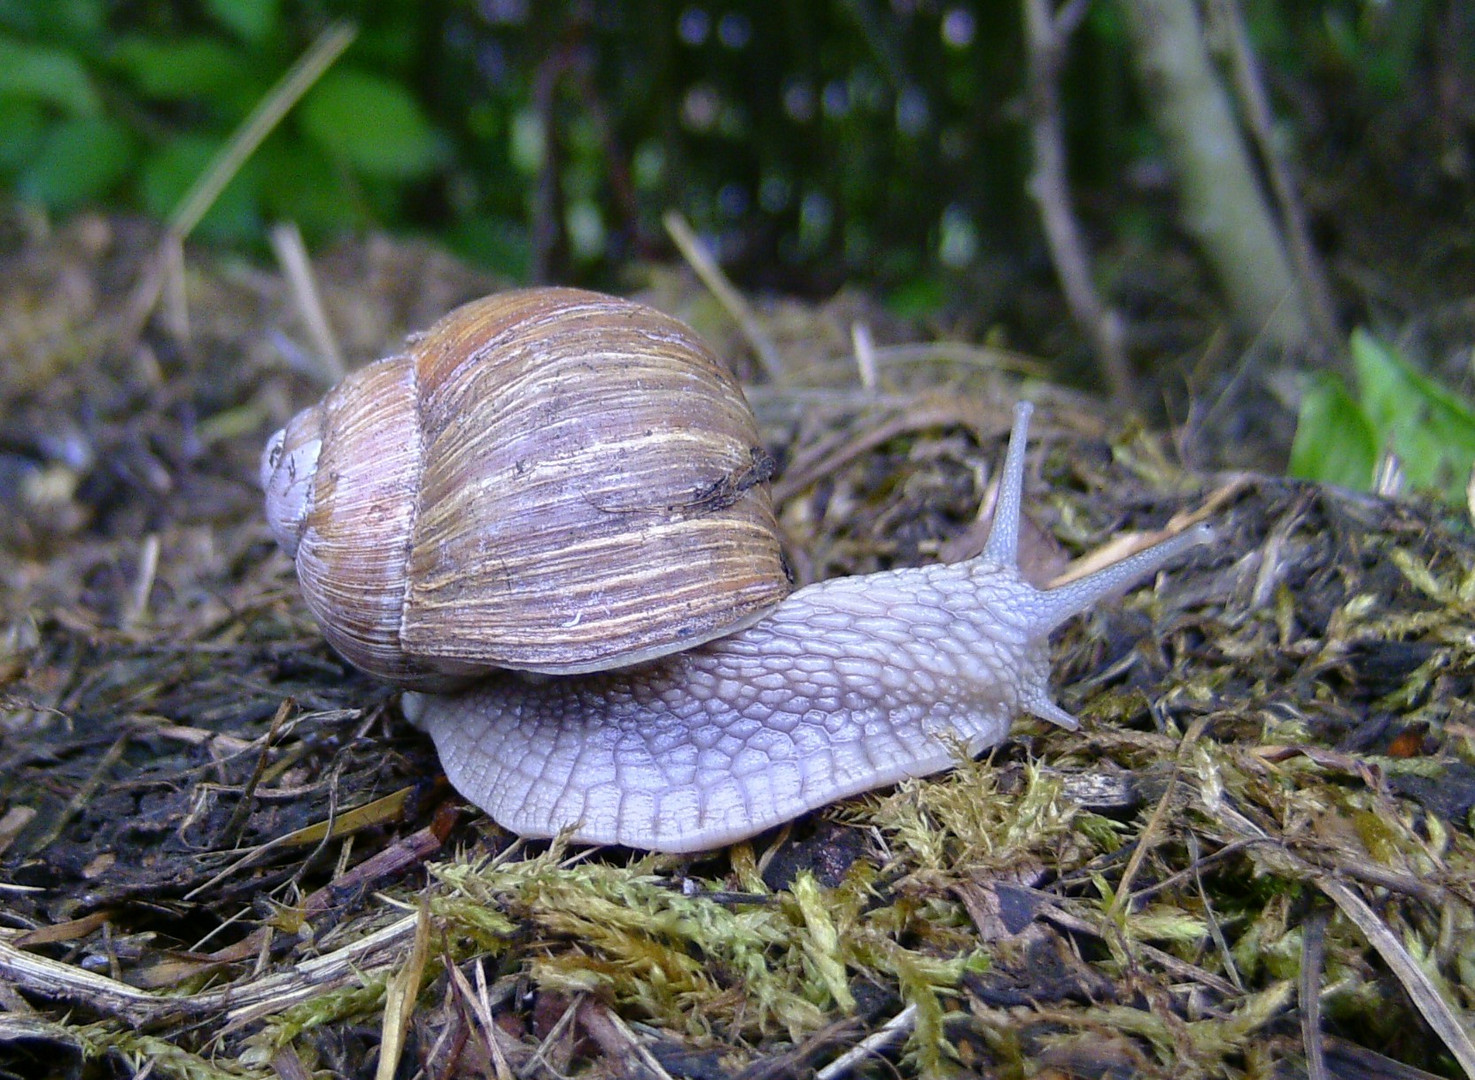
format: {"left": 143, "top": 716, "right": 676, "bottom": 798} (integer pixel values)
{"left": 403, "top": 402, "right": 1207, "bottom": 850}
{"left": 265, "top": 288, "right": 1207, "bottom": 852}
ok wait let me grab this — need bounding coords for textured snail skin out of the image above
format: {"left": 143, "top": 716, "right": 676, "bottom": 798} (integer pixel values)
{"left": 404, "top": 402, "right": 1210, "bottom": 852}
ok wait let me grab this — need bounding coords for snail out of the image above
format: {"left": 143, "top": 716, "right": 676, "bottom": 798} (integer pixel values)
{"left": 263, "top": 287, "right": 1209, "bottom": 852}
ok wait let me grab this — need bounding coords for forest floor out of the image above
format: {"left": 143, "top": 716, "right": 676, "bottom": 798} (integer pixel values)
{"left": 1, "top": 215, "right": 1473, "bottom": 1079}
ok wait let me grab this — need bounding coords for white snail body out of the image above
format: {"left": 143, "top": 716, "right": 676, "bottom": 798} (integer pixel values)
{"left": 265, "top": 289, "right": 1208, "bottom": 852}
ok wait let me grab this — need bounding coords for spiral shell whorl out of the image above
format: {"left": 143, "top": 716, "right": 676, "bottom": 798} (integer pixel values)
{"left": 262, "top": 288, "right": 789, "bottom": 688}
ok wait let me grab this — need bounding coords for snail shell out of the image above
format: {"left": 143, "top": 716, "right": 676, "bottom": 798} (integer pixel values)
{"left": 261, "top": 288, "right": 789, "bottom": 690}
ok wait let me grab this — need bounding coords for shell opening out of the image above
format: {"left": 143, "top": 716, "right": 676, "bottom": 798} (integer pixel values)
{"left": 261, "top": 423, "right": 322, "bottom": 558}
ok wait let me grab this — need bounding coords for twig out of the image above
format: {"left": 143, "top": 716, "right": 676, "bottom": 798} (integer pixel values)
{"left": 123, "top": 533, "right": 160, "bottom": 630}
{"left": 29, "top": 733, "right": 130, "bottom": 853}
{"left": 148, "top": 810, "right": 450, "bottom": 980}
{"left": 159, "top": 234, "right": 189, "bottom": 341}
{"left": 1317, "top": 876, "right": 1475, "bottom": 1079}
{"left": 117, "top": 21, "right": 358, "bottom": 350}
{"left": 530, "top": 43, "right": 572, "bottom": 282}
{"left": 1035, "top": 902, "right": 1247, "bottom": 999}
{"left": 270, "top": 1045, "right": 315, "bottom": 1080}
{"left": 217, "top": 698, "right": 294, "bottom": 848}
{"left": 169, "top": 22, "right": 357, "bottom": 241}
{"left": 577, "top": 999, "right": 677, "bottom": 1080}
{"left": 376, "top": 900, "right": 431, "bottom": 1080}
{"left": 269, "top": 221, "right": 346, "bottom": 386}
{"left": 735, "top": 1016, "right": 867, "bottom": 1080}
{"left": 1211, "top": 0, "right": 1340, "bottom": 354}
{"left": 1206, "top": 790, "right": 1475, "bottom": 1078}
{"left": 1299, "top": 906, "right": 1330, "bottom": 1080}
{"left": 0, "top": 939, "right": 172, "bottom": 1027}
{"left": 770, "top": 392, "right": 997, "bottom": 505}
{"left": 1117, "top": 0, "right": 1312, "bottom": 349}
{"left": 0, "top": 807, "right": 37, "bottom": 858}
{"left": 445, "top": 959, "right": 517, "bottom": 1080}
{"left": 814, "top": 1005, "right": 915, "bottom": 1080}
{"left": 569, "top": 62, "right": 648, "bottom": 259}
{"left": 850, "top": 321, "right": 877, "bottom": 392}
{"left": 1021, "top": 0, "right": 1133, "bottom": 408}
{"left": 200, "top": 913, "right": 421, "bottom": 1032}
{"left": 1188, "top": 831, "right": 1244, "bottom": 991}
{"left": 526, "top": 993, "right": 582, "bottom": 1076}
{"left": 663, "top": 210, "right": 784, "bottom": 379}
{"left": 182, "top": 782, "right": 420, "bottom": 901}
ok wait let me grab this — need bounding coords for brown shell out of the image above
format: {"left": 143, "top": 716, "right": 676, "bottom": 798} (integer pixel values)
{"left": 263, "top": 287, "right": 789, "bottom": 689}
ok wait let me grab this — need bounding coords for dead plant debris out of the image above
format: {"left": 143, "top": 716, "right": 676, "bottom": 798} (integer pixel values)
{"left": 2, "top": 215, "right": 1474, "bottom": 1079}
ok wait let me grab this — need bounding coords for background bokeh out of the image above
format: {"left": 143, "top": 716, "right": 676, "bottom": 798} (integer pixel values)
{"left": 3, "top": 1, "right": 1464, "bottom": 313}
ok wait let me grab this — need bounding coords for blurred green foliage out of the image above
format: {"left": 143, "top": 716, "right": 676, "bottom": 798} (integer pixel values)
{"left": 0, "top": 0, "right": 444, "bottom": 242}
{"left": 1290, "top": 331, "right": 1475, "bottom": 506}
{"left": 0, "top": 0, "right": 1455, "bottom": 302}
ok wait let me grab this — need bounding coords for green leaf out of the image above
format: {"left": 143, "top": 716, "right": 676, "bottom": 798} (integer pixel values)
{"left": 884, "top": 276, "right": 947, "bottom": 319}
{"left": 260, "top": 143, "right": 364, "bottom": 234}
{"left": 18, "top": 114, "right": 133, "bottom": 209}
{"left": 1288, "top": 374, "right": 1377, "bottom": 490}
{"left": 140, "top": 135, "right": 260, "bottom": 240}
{"left": 0, "top": 97, "right": 43, "bottom": 170}
{"left": 1350, "top": 329, "right": 1421, "bottom": 438}
{"left": 204, "top": 0, "right": 279, "bottom": 44}
{"left": 299, "top": 68, "right": 444, "bottom": 179}
{"left": 1350, "top": 329, "right": 1475, "bottom": 502}
{"left": 446, "top": 214, "right": 532, "bottom": 279}
{"left": 1352, "top": 330, "right": 1475, "bottom": 432}
{"left": 0, "top": 1, "right": 106, "bottom": 43}
{"left": 110, "top": 35, "right": 248, "bottom": 101}
{"left": 0, "top": 33, "right": 100, "bottom": 114}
